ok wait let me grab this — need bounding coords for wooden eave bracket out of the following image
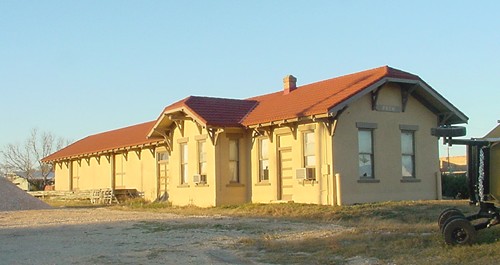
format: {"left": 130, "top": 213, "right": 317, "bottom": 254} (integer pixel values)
{"left": 323, "top": 107, "right": 347, "bottom": 136}
{"left": 401, "top": 84, "right": 418, "bottom": 112}
{"left": 284, "top": 123, "right": 298, "bottom": 139}
{"left": 173, "top": 119, "right": 185, "bottom": 137}
{"left": 207, "top": 127, "right": 224, "bottom": 145}
{"left": 253, "top": 127, "right": 274, "bottom": 142}
{"left": 438, "top": 112, "right": 455, "bottom": 126}
{"left": 371, "top": 88, "right": 380, "bottom": 110}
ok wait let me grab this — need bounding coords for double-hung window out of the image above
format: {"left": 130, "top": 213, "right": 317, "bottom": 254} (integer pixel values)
{"left": 401, "top": 130, "right": 415, "bottom": 178}
{"left": 303, "top": 132, "right": 316, "bottom": 179}
{"left": 180, "top": 142, "right": 188, "bottom": 184}
{"left": 197, "top": 141, "right": 207, "bottom": 183}
{"left": 259, "top": 138, "right": 269, "bottom": 182}
{"left": 358, "top": 129, "right": 374, "bottom": 178}
{"left": 229, "top": 139, "right": 239, "bottom": 183}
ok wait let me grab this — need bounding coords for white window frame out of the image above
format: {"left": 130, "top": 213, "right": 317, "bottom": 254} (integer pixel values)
{"left": 401, "top": 130, "right": 416, "bottom": 178}
{"left": 180, "top": 142, "right": 188, "bottom": 184}
{"left": 358, "top": 129, "right": 374, "bottom": 179}
{"left": 229, "top": 139, "right": 240, "bottom": 183}
{"left": 197, "top": 140, "right": 207, "bottom": 183}
{"left": 303, "top": 131, "right": 316, "bottom": 180}
{"left": 259, "top": 138, "right": 269, "bottom": 182}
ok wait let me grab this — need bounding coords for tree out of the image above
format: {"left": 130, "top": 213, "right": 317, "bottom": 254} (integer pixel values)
{"left": 0, "top": 128, "right": 69, "bottom": 190}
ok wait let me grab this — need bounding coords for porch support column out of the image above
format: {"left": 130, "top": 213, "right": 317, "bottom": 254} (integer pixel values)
{"left": 68, "top": 161, "right": 73, "bottom": 191}
{"left": 110, "top": 154, "right": 115, "bottom": 190}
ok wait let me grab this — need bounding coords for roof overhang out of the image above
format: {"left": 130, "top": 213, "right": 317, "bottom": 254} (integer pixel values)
{"left": 328, "top": 77, "right": 468, "bottom": 126}
{"left": 147, "top": 107, "right": 207, "bottom": 139}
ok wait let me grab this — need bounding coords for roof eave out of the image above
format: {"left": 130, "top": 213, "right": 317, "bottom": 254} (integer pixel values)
{"left": 328, "top": 77, "right": 468, "bottom": 125}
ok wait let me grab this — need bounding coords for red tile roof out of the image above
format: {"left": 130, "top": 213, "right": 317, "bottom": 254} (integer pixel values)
{"left": 242, "top": 66, "right": 420, "bottom": 126}
{"left": 42, "top": 121, "right": 161, "bottom": 162}
{"left": 161, "top": 96, "right": 258, "bottom": 127}
{"left": 43, "top": 66, "right": 427, "bottom": 162}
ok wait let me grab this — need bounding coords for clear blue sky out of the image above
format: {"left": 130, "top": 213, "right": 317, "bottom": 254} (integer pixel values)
{"left": 1, "top": 1, "right": 498, "bottom": 157}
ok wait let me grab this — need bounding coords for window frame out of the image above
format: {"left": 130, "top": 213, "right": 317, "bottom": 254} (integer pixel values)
{"left": 197, "top": 140, "right": 207, "bottom": 183}
{"left": 358, "top": 128, "right": 375, "bottom": 179}
{"left": 258, "top": 138, "right": 269, "bottom": 182}
{"left": 228, "top": 138, "right": 240, "bottom": 183}
{"left": 180, "top": 142, "right": 188, "bottom": 185}
{"left": 302, "top": 131, "right": 316, "bottom": 180}
{"left": 401, "top": 130, "right": 416, "bottom": 178}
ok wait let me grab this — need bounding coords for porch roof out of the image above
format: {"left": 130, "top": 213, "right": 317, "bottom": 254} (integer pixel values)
{"left": 42, "top": 121, "right": 162, "bottom": 162}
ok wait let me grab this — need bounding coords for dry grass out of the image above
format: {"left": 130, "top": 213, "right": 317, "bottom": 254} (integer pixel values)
{"left": 50, "top": 199, "right": 500, "bottom": 264}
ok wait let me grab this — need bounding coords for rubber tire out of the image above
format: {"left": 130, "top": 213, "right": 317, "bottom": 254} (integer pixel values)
{"left": 443, "top": 217, "right": 476, "bottom": 245}
{"left": 438, "top": 208, "right": 465, "bottom": 231}
{"left": 431, "top": 126, "right": 466, "bottom": 137}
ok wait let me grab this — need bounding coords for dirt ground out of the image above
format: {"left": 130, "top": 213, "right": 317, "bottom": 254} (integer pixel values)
{"left": 0, "top": 207, "right": 358, "bottom": 265}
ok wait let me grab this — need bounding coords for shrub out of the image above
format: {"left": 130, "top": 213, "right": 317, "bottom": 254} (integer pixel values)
{"left": 441, "top": 173, "right": 469, "bottom": 199}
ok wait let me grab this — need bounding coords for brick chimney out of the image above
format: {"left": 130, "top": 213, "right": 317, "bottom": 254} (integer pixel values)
{"left": 283, "top": 75, "right": 297, "bottom": 95}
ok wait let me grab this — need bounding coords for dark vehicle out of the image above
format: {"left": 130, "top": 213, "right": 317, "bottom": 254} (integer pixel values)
{"left": 433, "top": 126, "right": 500, "bottom": 245}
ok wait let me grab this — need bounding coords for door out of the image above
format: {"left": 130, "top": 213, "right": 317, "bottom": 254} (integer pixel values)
{"left": 278, "top": 133, "right": 294, "bottom": 201}
{"left": 157, "top": 152, "right": 169, "bottom": 201}
{"left": 278, "top": 147, "right": 293, "bottom": 201}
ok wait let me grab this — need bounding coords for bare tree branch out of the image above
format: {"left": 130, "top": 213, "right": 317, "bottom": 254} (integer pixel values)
{"left": 0, "top": 128, "right": 70, "bottom": 190}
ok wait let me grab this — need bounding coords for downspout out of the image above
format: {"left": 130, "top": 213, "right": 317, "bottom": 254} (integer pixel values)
{"left": 68, "top": 161, "right": 73, "bottom": 191}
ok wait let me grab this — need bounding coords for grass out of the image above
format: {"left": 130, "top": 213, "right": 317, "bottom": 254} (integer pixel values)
{"left": 48, "top": 199, "right": 500, "bottom": 264}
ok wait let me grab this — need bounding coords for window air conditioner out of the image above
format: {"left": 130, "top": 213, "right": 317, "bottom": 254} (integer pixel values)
{"left": 193, "top": 174, "right": 201, "bottom": 184}
{"left": 193, "top": 174, "right": 207, "bottom": 184}
{"left": 296, "top": 168, "right": 315, "bottom": 180}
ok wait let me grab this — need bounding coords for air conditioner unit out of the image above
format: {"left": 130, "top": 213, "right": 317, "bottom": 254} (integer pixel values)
{"left": 193, "top": 174, "right": 201, "bottom": 184}
{"left": 296, "top": 168, "right": 315, "bottom": 180}
{"left": 193, "top": 174, "right": 207, "bottom": 184}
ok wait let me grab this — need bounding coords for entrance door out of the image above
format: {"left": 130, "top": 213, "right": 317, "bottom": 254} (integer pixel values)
{"left": 157, "top": 152, "right": 169, "bottom": 201}
{"left": 278, "top": 134, "right": 294, "bottom": 201}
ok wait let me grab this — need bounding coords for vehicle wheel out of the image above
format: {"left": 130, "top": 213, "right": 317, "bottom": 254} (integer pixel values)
{"left": 431, "top": 126, "right": 466, "bottom": 137}
{"left": 443, "top": 217, "right": 476, "bottom": 245}
{"left": 438, "top": 208, "right": 464, "bottom": 231}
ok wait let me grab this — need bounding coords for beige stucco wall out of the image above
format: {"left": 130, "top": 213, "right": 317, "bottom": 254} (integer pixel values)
{"left": 250, "top": 123, "right": 334, "bottom": 205}
{"left": 333, "top": 83, "right": 440, "bottom": 205}
{"left": 55, "top": 162, "right": 70, "bottom": 191}
{"left": 165, "top": 121, "right": 217, "bottom": 207}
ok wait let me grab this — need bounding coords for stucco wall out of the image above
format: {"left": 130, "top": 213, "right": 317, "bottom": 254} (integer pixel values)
{"left": 333, "top": 83, "right": 440, "bottom": 205}
{"left": 250, "top": 123, "right": 333, "bottom": 205}
{"left": 165, "top": 121, "right": 217, "bottom": 207}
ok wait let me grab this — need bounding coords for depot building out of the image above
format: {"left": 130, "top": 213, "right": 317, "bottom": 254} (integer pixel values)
{"left": 43, "top": 66, "right": 467, "bottom": 206}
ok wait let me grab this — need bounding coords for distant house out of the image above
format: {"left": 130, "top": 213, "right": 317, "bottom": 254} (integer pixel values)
{"left": 42, "top": 66, "right": 467, "bottom": 206}
{"left": 4, "top": 171, "right": 54, "bottom": 191}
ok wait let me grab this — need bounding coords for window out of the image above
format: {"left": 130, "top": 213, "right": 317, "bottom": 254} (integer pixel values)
{"left": 229, "top": 139, "right": 239, "bottom": 182}
{"left": 259, "top": 138, "right": 269, "bottom": 182}
{"left": 180, "top": 142, "right": 188, "bottom": 184}
{"left": 401, "top": 131, "right": 415, "bottom": 178}
{"left": 303, "top": 132, "right": 316, "bottom": 179}
{"left": 157, "top": 152, "right": 169, "bottom": 162}
{"left": 358, "top": 129, "right": 374, "bottom": 178}
{"left": 197, "top": 141, "right": 207, "bottom": 183}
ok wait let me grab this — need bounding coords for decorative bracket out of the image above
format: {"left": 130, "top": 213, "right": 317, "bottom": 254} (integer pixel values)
{"left": 253, "top": 127, "right": 274, "bottom": 142}
{"left": 207, "top": 127, "right": 224, "bottom": 145}
{"left": 322, "top": 107, "right": 347, "bottom": 136}
{"left": 173, "top": 119, "right": 185, "bottom": 137}
{"left": 371, "top": 88, "right": 380, "bottom": 110}
{"left": 284, "top": 123, "right": 298, "bottom": 140}
{"left": 401, "top": 84, "right": 418, "bottom": 112}
{"left": 438, "top": 112, "right": 454, "bottom": 126}
{"left": 135, "top": 149, "right": 141, "bottom": 159}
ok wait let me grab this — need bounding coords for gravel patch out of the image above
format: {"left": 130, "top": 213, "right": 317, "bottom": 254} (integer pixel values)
{"left": 0, "top": 177, "right": 52, "bottom": 211}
